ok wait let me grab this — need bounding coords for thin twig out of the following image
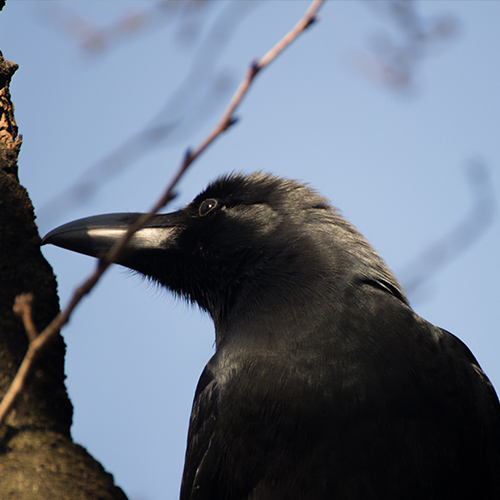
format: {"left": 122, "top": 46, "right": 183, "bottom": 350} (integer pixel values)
{"left": 13, "top": 293, "right": 38, "bottom": 342}
{"left": 0, "top": 319, "right": 53, "bottom": 424}
{"left": 0, "top": 0, "right": 325, "bottom": 427}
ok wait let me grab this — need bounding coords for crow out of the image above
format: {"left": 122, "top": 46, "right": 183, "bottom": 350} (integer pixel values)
{"left": 43, "top": 172, "right": 500, "bottom": 500}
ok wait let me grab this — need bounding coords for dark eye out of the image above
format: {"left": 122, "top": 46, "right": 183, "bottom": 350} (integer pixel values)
{"left": 199, "top": 198, "right": 218, "bottom": 216}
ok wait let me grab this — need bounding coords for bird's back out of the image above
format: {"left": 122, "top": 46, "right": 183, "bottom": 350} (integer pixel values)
{"left": 181, "top": 283, "right": 500, "bottom": 500}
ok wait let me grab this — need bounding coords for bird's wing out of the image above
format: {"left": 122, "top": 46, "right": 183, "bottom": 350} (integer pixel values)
{"left": 438, "top": 327, "right": 500, "bottom": 451}
{"left": 180, "top": 363, "right": 221, "bottom": 500}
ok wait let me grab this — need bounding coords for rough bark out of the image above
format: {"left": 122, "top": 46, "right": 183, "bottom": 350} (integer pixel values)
{"left": 0, "top": 49, "right": 128, "bottom": 500}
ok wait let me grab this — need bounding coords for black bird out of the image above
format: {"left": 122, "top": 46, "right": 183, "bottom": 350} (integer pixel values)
{"left": 43, "top": 172, "right": 500, "bottom": 500}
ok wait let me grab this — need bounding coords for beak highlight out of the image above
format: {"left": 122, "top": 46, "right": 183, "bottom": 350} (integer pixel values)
{"left": 42, "top": 213, "right": 175, "bottom": 262}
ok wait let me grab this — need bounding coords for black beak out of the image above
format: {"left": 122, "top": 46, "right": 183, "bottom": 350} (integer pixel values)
{"left": 42, "top": 213, "right": 177, "bottom": 265}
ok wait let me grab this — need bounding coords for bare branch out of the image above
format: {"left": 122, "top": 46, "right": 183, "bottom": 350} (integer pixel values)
{"left": 13, "top": 293, "right": 38, "bottom": 342}
{"left": 0, "top": 296, "right": 50, "bottom": 424}
{"left": 0, "top": 0, "right": 325, "bottom": 428}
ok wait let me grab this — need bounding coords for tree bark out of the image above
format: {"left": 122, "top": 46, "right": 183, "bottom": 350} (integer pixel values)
{"left": 0, "top": 49, "right": 128, "bottom": 500}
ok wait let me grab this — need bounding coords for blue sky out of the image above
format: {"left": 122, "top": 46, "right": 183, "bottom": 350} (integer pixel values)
{"left": 2, "top": 2, "right": 500, "bottom": 499}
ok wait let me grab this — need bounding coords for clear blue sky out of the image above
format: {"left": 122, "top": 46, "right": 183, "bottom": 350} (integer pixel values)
{"left": 2, "top": 2, "right": 499, "bottom": 500}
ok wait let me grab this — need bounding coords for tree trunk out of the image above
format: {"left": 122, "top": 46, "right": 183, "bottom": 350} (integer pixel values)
{"left": 0, "top": 47, "right": 128, "bottom": 500}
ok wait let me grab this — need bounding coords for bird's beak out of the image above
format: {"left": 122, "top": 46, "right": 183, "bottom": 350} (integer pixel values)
{"left": 42, "top": 213, "right": 177, "bottom": 265}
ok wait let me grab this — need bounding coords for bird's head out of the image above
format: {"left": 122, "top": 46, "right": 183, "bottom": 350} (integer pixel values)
{"left": 43, "top": 172, "right": 406, "bottom": 342}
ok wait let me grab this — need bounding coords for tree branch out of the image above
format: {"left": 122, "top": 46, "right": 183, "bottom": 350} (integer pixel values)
{"left": 0, "top": 0, "right": 325, "bottom": 427}
{"left": 13, "top": 293, "right": 38, "bottom": 342}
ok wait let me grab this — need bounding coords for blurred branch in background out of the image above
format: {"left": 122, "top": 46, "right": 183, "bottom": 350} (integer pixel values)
{"left": 37, "top": 1, "right": 257, "bottom": 230}
{"left": 43, "top": 0, "right": 213, "bottom": 54}
{"left": 354, "top": 0, "right": 459, "bottom": 92}
{"left": 401, "top": 159, "right": 496, "bottom": 302}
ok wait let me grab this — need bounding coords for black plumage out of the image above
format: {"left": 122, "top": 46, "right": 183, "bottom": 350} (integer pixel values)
{"left": 43, "top": 172, "right": 500, "bottom": 499}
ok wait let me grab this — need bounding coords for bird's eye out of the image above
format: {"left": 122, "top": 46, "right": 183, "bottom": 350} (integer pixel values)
{"left": 199, "top": 199, "right": 218, "bottom": 216}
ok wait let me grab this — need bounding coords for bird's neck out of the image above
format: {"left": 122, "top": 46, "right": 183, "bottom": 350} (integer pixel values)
{"left": 213, "top": 276, "right": 341, "bottom": 352}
